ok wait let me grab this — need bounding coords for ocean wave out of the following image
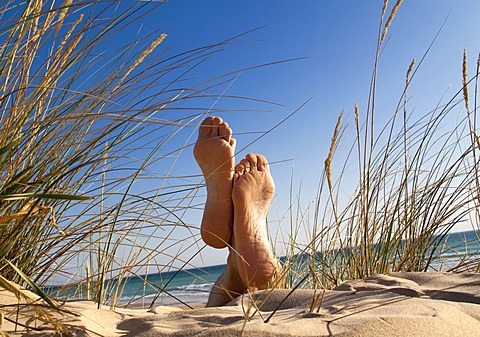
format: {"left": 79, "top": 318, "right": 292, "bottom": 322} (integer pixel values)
{"left": 119, "top": 289, "right": 211, "bottom": 306}
{"left": 169, "top": 283, "right": 212, "bottom": 292}
{"left": 119, "top": 283, "right": 212, "bottom": 302}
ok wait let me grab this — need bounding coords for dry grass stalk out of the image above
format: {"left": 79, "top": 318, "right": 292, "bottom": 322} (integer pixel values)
{"left": 354, "top": 103, "right": 359, "bottom": 136}
{"left": 406, "top": 58, "right": 415, "bottom": 85}
{"left": 381, "top": 0, "right": 404, "bottom": 43}
{"left": 381, "top": 0, "right": 389, "bottom": 20}
{"left": 402, "top": 58, "right": 415, "bottom": 245}
{"left": 0, "top": 275, "right": 67, "bottom": 334}
{"left": 56, "top": 0, "right": 73, "bottom": 33}
{"left": 353, "top": 102, "right": 363, "bottom": 168}
{"left": 116, "top": 33, "right": 167, "bottom": 89}
{"left": 463, "top": 48, "right": 470, "bottom": 114}
{"left": 325, "top": 111, "right": 343, "bottom": 192}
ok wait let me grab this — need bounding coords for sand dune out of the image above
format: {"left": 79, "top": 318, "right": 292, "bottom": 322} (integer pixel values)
{"left": 2, "top": 272, "right": 479, "bottom": 336}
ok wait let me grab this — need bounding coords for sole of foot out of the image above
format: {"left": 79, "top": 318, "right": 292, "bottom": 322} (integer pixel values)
{"left": 193, "top": 116, "right": 236, "bottom": 248}
{"left": 231, "top": 153, "right": 279, "bottom": 288}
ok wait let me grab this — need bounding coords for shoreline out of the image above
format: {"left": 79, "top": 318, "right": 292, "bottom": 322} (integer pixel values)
{"left": 42, "top": 229, "right": 480, "bottom": 309}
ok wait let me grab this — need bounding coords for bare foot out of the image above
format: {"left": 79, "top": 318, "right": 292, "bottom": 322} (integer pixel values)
{"left": 206, "top": 153, "right": 284, "bottom": 306}
{"left": 194, "top": 116, "right": 236, "bottom": 248}
{"left": 231, "top": 154, "right": 280, "bottom": 288}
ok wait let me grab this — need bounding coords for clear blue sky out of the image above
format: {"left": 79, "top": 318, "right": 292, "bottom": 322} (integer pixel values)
{"left": 129, "top": 0, "right": 480, "bottom": 267}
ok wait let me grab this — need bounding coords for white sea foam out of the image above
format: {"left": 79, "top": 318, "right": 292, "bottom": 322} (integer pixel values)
{"left": 170, "top": 283, "right": 212, "bottom": 292}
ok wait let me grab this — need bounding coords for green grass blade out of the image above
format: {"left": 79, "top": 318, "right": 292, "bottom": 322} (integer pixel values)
{"left": 3, "top": 258, "right": 57, "bottom": 309}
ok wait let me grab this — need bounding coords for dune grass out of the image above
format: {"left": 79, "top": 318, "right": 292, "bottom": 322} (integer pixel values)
{"left": 1, "top": 0, "right": 480, "bottom": 333}
{"left": 276, "top": 0, "right": 480, "bottom": 296}
{"left": 0, "top": 0, "right": 281, "bottom": 332}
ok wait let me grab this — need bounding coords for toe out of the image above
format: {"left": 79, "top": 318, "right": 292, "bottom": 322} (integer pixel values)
{"left": 198, "top": 116, "right": 215, "bottom": 139}
{"left": 235, "top": 163, "right": 245, "bottom": 175}
{"left": 219, "top": 122, "right": 232, "bottom": 143}
{"left": 239, "top": 158, "right": 251, "bottom": 172}
{"left": 255, "top": 154, "right": 269, "bottom": 171}
{"left": 211, "top": 117, "right": 223, "bottom": 137}
{"left": 245, "top": 153, "right": 258, "bottom": 170}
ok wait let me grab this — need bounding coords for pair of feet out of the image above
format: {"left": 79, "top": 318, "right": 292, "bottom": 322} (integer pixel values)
{"left": 193, "top": 116, "right": 281, "bottom": 306}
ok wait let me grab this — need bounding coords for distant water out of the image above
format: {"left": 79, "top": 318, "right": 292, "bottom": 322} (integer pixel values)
{"left": 118, "top": 229, "right": 478, "bottom": 307}
{"left": 46, "top": 230, "right": 479, "bottom": 308}
{"left": 118, "top": 264, "right": 226, "bottom": 307}
{"left": 428, "top": 229, "right": 479, "bottom": 271}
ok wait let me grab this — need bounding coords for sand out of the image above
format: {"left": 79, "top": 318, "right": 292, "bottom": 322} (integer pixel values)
{"left": 1, "top": 272, "right": 479, "bottom": 336}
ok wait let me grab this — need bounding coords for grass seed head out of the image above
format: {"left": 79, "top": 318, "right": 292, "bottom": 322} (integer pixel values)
{"left": 381, "top": 0, "right": 404, "bottom": 43}
{"left": 463, "top": 48, "right": 470, "bottom": 115}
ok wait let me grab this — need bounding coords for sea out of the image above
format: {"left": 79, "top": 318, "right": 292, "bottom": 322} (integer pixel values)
{"left": 47, "top": 230, "right": 479, "bottom": 308}
{"left": 116, "top": 263, "right": 225, "bottom": 308}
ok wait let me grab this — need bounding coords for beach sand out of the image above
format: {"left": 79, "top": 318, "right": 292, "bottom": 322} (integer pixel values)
{"left": 2, "top": 272, "right": 479, "bottom": 336}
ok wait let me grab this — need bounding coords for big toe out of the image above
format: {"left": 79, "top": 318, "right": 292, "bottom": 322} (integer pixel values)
{"left": 210, "top": 116, "right": 223, "bottom": 137}
{"left": 245, "top": 153, "right": 258, "bottom": 170}
{"left": 255, "top": 154, "right": 269, "bottom": 171}
{"left": 197, "top": 116, "right": 224, "bottom": 139}
{"left": 198, "top": 116, "right": 215, "bottom": 139}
